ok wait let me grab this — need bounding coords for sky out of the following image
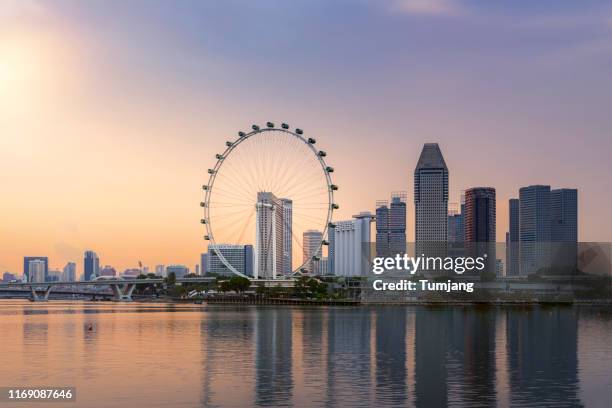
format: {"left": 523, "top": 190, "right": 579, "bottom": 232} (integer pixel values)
{"left": 1, "top": 0, "right": 611, "bottom": 274}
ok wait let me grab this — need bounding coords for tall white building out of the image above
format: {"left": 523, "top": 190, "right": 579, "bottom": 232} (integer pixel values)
{"left": 281, "top": 198, "right": 293, "bottom": 275}
{"left": 29, "top": 259, "right": 46, "bottom": 283}
{"left": 414, "top": 143, "right": 448, "bottom": 268}
{"left": 333, "top": 212, "right": 373, "bottom": 277}
{"left": 255, "top": 192, "right": 284, "bottom": 279}
{"left": 303, "top": 230, "right": 323, "bottom": 274}
{"left": 62, "top": 262, "right": 76, "bottom": 282}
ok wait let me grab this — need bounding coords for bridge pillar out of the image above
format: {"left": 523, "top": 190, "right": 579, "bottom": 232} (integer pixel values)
{"left": 29, "top": 285, "right": 52, "bottom": 302}
{"left": 110, "top": 284, "right": 136, "bottom": 302}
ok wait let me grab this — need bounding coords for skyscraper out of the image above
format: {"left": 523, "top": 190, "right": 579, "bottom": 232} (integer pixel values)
{"left": 506, "top": 198, "right": 520, "bottom": 276}
{"left": 375, "top": 200, "right": 390, "bottom": 257}
{"left": 84, "top": 250, "right": 100, "bottom": 281}
{"left": 377, "top": 192, "right": 407, "bottom": 257}
{"left": 23, "top": 256, "right": 48, "bottom": 282}
{"left": 62, "top": 262, "right": 76, "bottom": 282}
{"left": 551, "top": 188, "right": 578, "bottom": 271}
{"left": 303, "top": 230, "right": 323, "bottom": 274}
{"left": 414, "top": 143, "right": 448, "bottom": 271}
{"left": 334, "top": 212, "right": 373, "bottom": 277}
{"left": 280, "top": 198, "right": 293, "bottom": 275}
{"left": 464, "top": 187, "right": 496, "bottom": 275}
{"left": 389, "top": 192, "right": 407, "bottom": 255}
{"left": 519, "top": 185, "right": 551, "bottom": 275}
{"left": 255, "top": 192, "right": 284, "bottom": 279}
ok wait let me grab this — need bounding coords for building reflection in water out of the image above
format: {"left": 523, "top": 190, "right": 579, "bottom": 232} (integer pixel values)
{"left": 195, "top": 305, "right": 584, "bottom": 407}
{"left": 375, "top": 308, "right": 407, "bottom": 405}
{"left": 255, "top": 309, "right": 293, "bottom": 406}
{"left": 506, "top": 307, "right": 581, "bottom": 407}
{"left": 325, "top": 309, "right": 372, "bottom": 406}
{"left": 415, "top": 307, "right": 449, "bottom": 407}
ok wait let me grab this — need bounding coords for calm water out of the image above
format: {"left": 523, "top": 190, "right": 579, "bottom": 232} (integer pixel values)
{"left": 0, "top": 301, "right": 611, "bottom": 408}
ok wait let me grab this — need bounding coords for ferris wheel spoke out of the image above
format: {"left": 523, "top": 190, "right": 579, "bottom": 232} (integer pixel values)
{"left": 219, "top": 156, "right": 258, "bottom": 197}
{"left": 208, "top": 191, "right": 254, "bottom": 206}
{"left": 280, "top": 179, "right": 327, "bottom": 199}
{"left": 236, "top": 208, "right": 255, "bottom": 243}
{"left": 215, "top": 163, "right": 257, "bottom": 200}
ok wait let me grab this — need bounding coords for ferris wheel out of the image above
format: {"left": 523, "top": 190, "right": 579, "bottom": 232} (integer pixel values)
{"left": 201, "top": 122, "right": 337, "bottom": 279}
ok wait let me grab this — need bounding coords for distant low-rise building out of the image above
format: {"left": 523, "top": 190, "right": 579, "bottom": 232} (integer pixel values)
{"left": 2, "top": 272, "right": 17, "bottom": 282}
{"left": 155, "top": 264, "right": 165, "bottom": 277}
{"left": 122, "top": 268, "right": 142, "bottom": 278}
{"left": 62, "top": 262, "right": 77, "bottom": 282}
{"left": 99, "top": 265, "right": 117, "bottom": 277}
{"left": 165, "top": 265, "right": 189, "bottom": 278}
{"left": 28, "top": 259, "right": 46, "bottom": 283}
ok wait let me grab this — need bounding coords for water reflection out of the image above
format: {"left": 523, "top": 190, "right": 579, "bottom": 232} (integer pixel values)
{"left": 1, "top": 302, "right": 608, "bottom": 408}
{"left": 507, "top": 307, "right": 581, "bottom": 407}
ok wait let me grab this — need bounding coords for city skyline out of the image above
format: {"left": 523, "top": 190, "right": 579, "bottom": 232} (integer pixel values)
{"left": 2, "top": 0, "right": 612, "bottom": 273}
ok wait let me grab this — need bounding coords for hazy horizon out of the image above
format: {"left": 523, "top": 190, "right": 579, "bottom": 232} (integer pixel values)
{"left": 2, "top": 0, "right": 611, "bottom": 273}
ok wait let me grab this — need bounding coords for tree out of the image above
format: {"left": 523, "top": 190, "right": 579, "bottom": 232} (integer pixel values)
{"left": 166, "top": 272, "right": 176, "bottom": 286}
{"left": 228, "top": 276, "right": 251, "bottom": 293}
{"left": 294, "top": 276, "right": 327, "bottom": 299}
{"left": 218, "top": 280, "right": 231, "bottom": 293}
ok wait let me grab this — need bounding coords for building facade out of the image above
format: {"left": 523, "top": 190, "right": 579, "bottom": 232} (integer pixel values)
{"left": 28, "top": 259, "right": 46, "bottom": 283}
{"left": 84, "top": 250, "right": 100, "bottom": 281}
{"left": 204, "top": 244, "right": 254, "bottom": 277}
{"left": 333, "top": 212, "right": 373, "bottom": 277}
{"left": 302, "top": 230, "right": 323, "bottom": 274}
{"left": 165, "top": 265, "right": 189, "bottom": 278}
{"left": 519, "top": 185, "right": 552, "bottom": 275}
{"left": 99, "top": 265, "right": 117, "bottom": 277}
{"left": 464, "top": 187, "right": 496, "bottom": 275}
{"left": 376, "top": 193, "right": 407, "bottom": 258}
{"left": 62, "top": 262, "right": 76, "bottom": 282}
{"left": 23, "top": 256, "right": 48, "bottom": 282}
{"left": 328, "top": 223, "right": 336, "bottom": 275}
{"left": 551, "top": 188, "right": 578, "bottom": 271}
{"left": 506, "top": 198, "right": 520, "bottom": 276}
{"left": 389, "top": 192, "right": 407, "bottom": 255}
{"left": 280, "top": 198, "right": 293, "bottom": 275}
{"left": 375, "top": 200, "right": 390, "bottom": 257}
{"left": 255, "top": 192, "right": 284, "bottom": 279}
{"left": 414, "top": 143, "right": 449, "bottom": 271}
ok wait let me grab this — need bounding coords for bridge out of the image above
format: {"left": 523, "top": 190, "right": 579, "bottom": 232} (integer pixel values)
{"left": 0, "top": 277, "right": 295, "bottom": 302}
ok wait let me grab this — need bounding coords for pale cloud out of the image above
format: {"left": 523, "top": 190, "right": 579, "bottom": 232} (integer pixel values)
{"left": 0, "top": 0, "right": 43, "bottom": 20}
{"left": 388, "top": 0, "right": 465, "bottom": 16}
